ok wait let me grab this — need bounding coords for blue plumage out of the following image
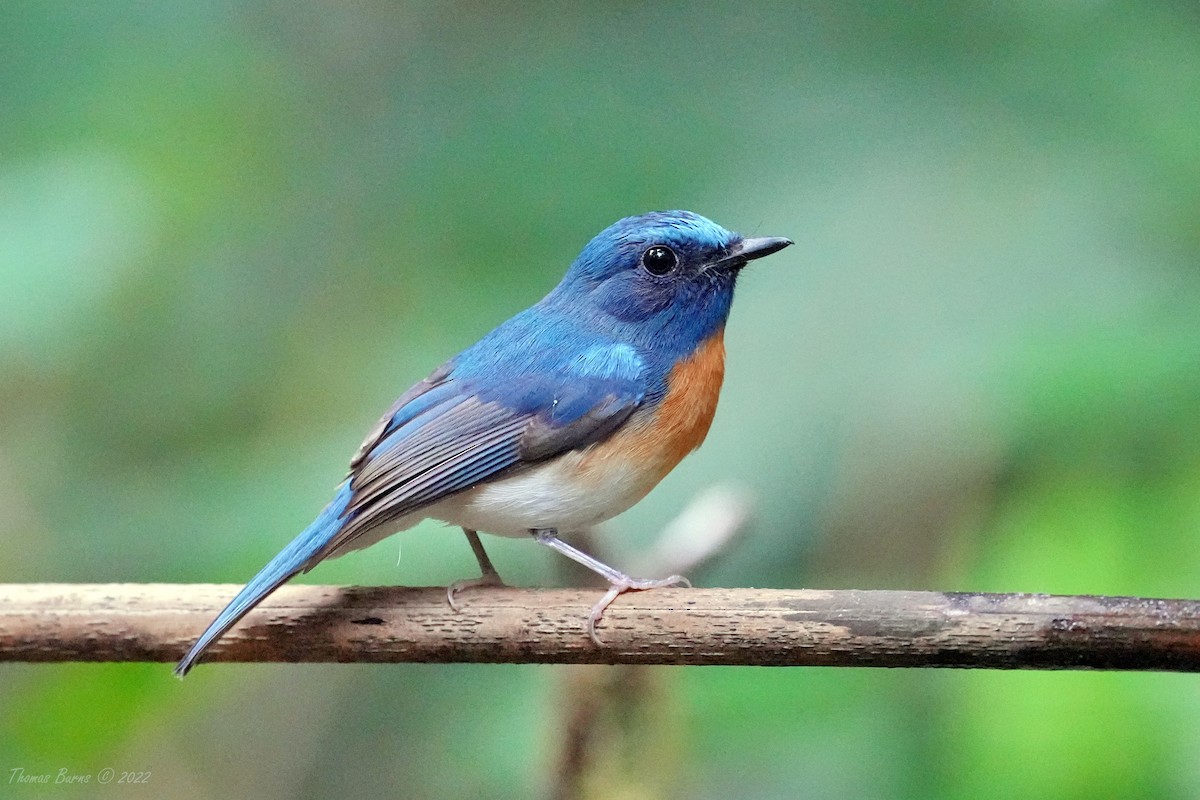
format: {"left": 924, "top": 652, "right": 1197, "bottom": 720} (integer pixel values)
{"left": 175, "top": 210, "right": 791, "bottom": 674}
{"left": 544, "top": 210, "right": 741, "bottom": 374}
{"left": 176, "top": 482, "right": 354, "bottom": 674}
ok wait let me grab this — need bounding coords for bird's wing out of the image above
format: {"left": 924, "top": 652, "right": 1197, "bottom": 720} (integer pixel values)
{"left": 307, "top": 348, "right": 645, "bottom": 563}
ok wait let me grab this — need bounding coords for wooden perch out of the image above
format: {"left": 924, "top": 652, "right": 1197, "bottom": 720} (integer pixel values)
{"left": 2, "top": 583, "right": 1199, "bottom": 671}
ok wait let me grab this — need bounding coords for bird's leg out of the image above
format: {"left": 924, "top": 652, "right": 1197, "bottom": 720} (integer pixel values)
{"left": 531, "top": 528, "right": 690, "bottom": 645}
{"left": 447, "top": 528, "right": 507, "bottom": 611}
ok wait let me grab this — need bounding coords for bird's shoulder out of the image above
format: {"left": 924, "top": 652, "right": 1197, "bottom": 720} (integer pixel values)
{"left": 350, "top": 307, "right": 651, "bottom": 474}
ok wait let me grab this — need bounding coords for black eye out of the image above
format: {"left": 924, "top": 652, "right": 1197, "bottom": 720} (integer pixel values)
{"left": 641, "top": 245, "right": 678, "bottom": 276}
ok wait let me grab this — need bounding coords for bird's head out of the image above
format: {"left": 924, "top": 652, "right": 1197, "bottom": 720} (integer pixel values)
{"left": 546, "top": 210, "right": 791, "bottom": 351}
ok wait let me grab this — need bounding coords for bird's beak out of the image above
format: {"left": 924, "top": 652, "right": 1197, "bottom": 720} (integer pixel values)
{"left": 736, "top": 236, "right": 793, "bottom": 261}
{"left": 713, "top": 236, "right": 793, "bottom": 270}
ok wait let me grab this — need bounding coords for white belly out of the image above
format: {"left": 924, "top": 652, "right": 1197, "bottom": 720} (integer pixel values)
{"left": 424, "top": 449, "right": 656, "bottom": 537}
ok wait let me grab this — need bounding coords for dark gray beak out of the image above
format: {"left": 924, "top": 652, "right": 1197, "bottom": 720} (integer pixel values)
{"left": 707, "top": 235, "right": 792, "bottom": 272}
{"left": 714, "top": 235, "right": 793, "bottom": 270}
{"left": 736, "top": 236, "right": 793, "bottom": 261}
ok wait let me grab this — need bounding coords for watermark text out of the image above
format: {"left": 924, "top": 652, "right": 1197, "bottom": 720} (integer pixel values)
{"left": 8, "top": 766, "right": 151, "bottom": 786}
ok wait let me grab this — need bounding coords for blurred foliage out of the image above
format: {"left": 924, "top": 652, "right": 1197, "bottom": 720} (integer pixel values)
{"left": 2, "top": 2, "right": 1199, "bottom": 798}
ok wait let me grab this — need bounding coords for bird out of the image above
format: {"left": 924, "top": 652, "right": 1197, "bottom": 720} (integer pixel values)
{"left": 174, "top": 210, "right": 791, "bottom": 676}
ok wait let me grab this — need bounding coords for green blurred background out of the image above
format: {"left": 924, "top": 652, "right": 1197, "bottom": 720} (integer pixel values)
{"left": 3, "top": 2, "right": 1200, "bottom": 798}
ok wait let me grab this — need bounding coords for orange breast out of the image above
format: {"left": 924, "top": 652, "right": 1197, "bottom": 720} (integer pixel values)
{"left": 580, "top": 329, "right": 726, "bottom": 488}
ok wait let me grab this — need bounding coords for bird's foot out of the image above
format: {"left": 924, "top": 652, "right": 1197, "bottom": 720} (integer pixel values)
{"left": 448, "top": 528, "right": 507, "bottom": 611}
{"left": 446, "top": 571, "right": 507, "bottom": 612}
{"left": 586, "top": 573, "right": 691, "bottom": 646}
{"left": 529, "top": 528, "right": 692, "bottom": 645}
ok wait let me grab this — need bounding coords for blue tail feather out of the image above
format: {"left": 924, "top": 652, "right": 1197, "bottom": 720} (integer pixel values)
{"left": 174, "top": 482, "right": 353, "bottom": 677}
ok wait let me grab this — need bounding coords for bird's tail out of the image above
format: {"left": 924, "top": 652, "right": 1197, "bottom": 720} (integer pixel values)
{"left": 174, "top": 482, "right": 353, "bottom": 677}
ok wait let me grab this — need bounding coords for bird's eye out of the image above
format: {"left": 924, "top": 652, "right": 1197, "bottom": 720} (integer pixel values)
{"left": 641, "top": 245, "right": 678, "bottom": 276}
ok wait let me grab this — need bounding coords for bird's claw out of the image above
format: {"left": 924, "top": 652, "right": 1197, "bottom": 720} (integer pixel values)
{"left": 446, "top": 572, "right": 507, "bottom": 612}
{"left": 586, "top": 574, "right": 690, "bottom": 646}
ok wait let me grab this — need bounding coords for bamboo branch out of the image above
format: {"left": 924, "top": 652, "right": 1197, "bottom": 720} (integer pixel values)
{"left": 2, "top": 584, "right": 1199, "bottom": 671}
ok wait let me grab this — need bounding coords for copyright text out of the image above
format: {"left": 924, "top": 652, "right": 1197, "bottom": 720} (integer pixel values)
{"left": 8, "top": 767, "right": 151, "bottom": 786}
